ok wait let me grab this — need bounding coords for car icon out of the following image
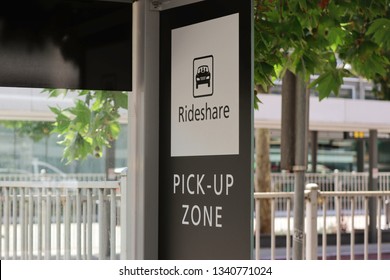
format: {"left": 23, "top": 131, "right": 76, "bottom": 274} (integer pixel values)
{"left": 195, "top": 65, "right": 211, "bottom": 88}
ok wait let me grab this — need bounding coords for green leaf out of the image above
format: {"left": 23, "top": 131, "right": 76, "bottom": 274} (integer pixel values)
{"left": 71, "top": 100, "right": 91, "bottom": 125}
{"left": 49, "top": 106, "right": 61, "bottom": 115}
{"left": 352, "top": 53, "right": 388, "bottom": 78}
{"left": 310, "top": 72, "right": 334, "bottom": 100}
{"left": 254, "top": 93, "right": 262, "bottom": 110}
{"left": 357, "top": 40, "right": 379, "bottom": 58}
{"left": 109, "top": 122, "right": 121, "bottom": 139}
{"left": 92, "top": 98, "right": 103, "bottom": 111}
{"left": 367, "top": 18, "right": 390, "bottom": 49}
{"left": 310, "top": 68, "right": 349, "bottom": 100}
{"left": 327, "top": 27, "right": 346, "bottom": 52}
{"left": 113, "top": 92, "right": 128, "bottom": 109}
{"left": 297, "top": 0, "right": 307, "bottom": 11}
{"left": 44, "top": 88, "right": 68, "bottom": 97}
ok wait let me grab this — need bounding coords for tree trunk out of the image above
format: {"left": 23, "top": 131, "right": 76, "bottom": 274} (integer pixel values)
{"left": 255, "top": 128, "right": 271, "bottom": 234}
{"left": 280, "top": 70, "right": 296, "bottom": 172}
{"left": 105, "top": 140, "right": 116, "bottom": 180}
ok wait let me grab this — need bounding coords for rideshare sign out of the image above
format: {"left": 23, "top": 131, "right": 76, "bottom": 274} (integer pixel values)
{"left": 159, "top": 0, "right": 253, "bottom": 259}
{"left": 171, "top": 14, "right": 239, "bottom": 157}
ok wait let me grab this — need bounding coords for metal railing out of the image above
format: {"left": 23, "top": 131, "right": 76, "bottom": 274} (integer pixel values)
{"left": 0, "top": 179, "right": 121, "bottom": 260}
{"left": 271, "top": 171, "right": 390, "bottom": 192}
{"left": 254, "top": 186, "right": 390, "bottom": 260}
{"left": 0, "top": 173, "right": 107, "bottom": 182}
{"left": 270, "top": 171, "right": 390, "bottom": 214}
{"left": 1, "top": 172, "right": 390, "bottom": 260}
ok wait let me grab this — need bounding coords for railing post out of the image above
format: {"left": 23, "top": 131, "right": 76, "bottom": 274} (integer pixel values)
{"left": 254, "top": 198, "right": 261, "bottom": 260}
{"left": 334, "top": 169, "right": 340, "bottom": 191}
{"left": 120, "top": 168, "right": 132, "bottom": 259}
{"left": 305, "top": 183, "right": 319, "bottom": 260}
{"left": 385, "top": 199, "right": 390, "bottom": 229}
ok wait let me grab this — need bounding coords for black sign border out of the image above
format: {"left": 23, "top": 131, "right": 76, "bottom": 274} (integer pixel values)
{"left": 159, "top": 0, "right": 253, "bottom": 260}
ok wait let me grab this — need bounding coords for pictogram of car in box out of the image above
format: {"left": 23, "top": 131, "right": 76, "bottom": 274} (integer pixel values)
{"left": 193, "top": 55, "right": 214, "bottom": 98}
{"left": 195, "top": 65, "right": 211, "bottom": 88}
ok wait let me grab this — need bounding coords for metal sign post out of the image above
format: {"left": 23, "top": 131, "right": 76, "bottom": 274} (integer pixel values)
{"left": 124, "top": 0, "right": 160, "bottom": 260}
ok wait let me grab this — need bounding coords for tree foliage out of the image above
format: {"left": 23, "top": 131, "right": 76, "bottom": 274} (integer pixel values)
{"left": 254, "top": 0, "right": 390, "bottom": 103}
{"left": 42, "top": 0, "right": 389, "bottom": 162}
{"left": 43, "top": 89, "right": 128, "bottom": 164}
{"left": 0, "top": 120, "right": 53, "bottom": 142}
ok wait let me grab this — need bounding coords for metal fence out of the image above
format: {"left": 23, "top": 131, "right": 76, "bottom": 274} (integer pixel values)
{"left": 0, "top": 179, "right": 121, "bottom": 260}
{"left": 270, "top": 171, "right": 390, "bottom": 214}
{"left": 254, "top": 187, "right": 390, "bottom": 260}
{"left": 0, "top": 173, "right": 107, "bottom": 182}
{"left": 1, "top": 172, "right": 390, "bottom": 260}
{"left": 271, "top": 171, "right": 390, "bottom": 192}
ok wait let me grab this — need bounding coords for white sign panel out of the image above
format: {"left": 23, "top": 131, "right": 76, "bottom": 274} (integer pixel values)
{"left": 171, "top": 13, "right": 239, "bottom": 157}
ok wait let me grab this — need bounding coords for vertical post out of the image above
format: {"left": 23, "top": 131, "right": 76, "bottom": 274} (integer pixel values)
{"left": 0, "top": 188, "right": 2, "bottom": 260}
{"left": 64, "top": 189, "right": 71, "bottom": 260}
{"left": 286, "top": 199, "right": 292, "bottom": 260}
{"left": 29, "top": 189, "right": 34, "bottom": 260}
{"left": 110, "top": 188, "right": 116, "bottom": 260}
{"left": 357, "top": 139, "right": 365, "bottom": 172}
{"left": 4, "top": 187, "right": 10, "bottom": 260}
{"left": 56, "top": 189, "right": 61, "bottom": 260}
{"left": 310, "top": 131, "right": 318, "bottom": 173}
{"left": 98, "top": 189, "right": 105, "bottom": 260}
{"left": 364, "top": 198, "right": 369, "bottom": 260}
{"left": 293, "top": 74, "right": 309, "bottom": 260}
{"left": 270, "top": 198, "right": 275, "bottom": 260}
{"left": 322, "top": 197, "right": 327, "bottom": 260}
{"left": 83, "top": 198, "right": 87, "bottom": 259}
{"left": 254, "top": 198, "right": 260, "bottom": 260}
{"left": 37, "top": 188, "right": 43, "bottom": 259}
{"left": 104, "top": 141, "right": 116, "bottom": 258}
{"left": 45, "top": 189, "right": 51, "bottom": 260}
{"left": 120, "top": 168, "right": 131, "bottom": 259}
{"left": 12, "top": 189, "right": 17, "bottom": 259}
{"left": 377, "top": 197, "right": 382, "bottom": 260}
{"left": 334, "top": 169, "right": 340, "bottom": 191}
{"left": 305, "top": 183, "right": 319, "bottom": 260}
{"left": 87, "top": 188, "right": 93, "bottom": 260}
{"left": 20, "top": 188, "right": 25, "bottom": 259}
{"left": 368, "top": 129, "right": 378, "bottom": 243}
{"left": 126, "top": 0, "right": 160, "bottom": 260}
{"left": 76, "top": 188, "right": 82, "bottom": 260}
{"left": 351, "top": 197, "right": 355, "bottom": 260}
{"left": 336, "top": 193, "right": 341, "bottom": 260}
{"left": 280, "top": 70, "right": 296, "bottom": 171}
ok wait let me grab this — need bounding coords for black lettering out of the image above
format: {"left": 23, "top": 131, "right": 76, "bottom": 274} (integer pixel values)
{"left": 212, "top": 106, "right": 218, "bottom": 119}
{"left": 200, "top": 107, "right": 205, "bottom": 120}
{"left": 178, "top": 106, "right": 184, "bottom": 122}
{"left": 178, "top": 103, "right": 231, "bottom": 122}
{"left": 195, "top": 108, "right": 200, "bottom": 121}
{"left": 224, "top": 105, "right": 230, "bottom": 118}
{"left": 205, "top": 102, "right": 212, "bottom": 120}
{"left": 188, "top": 104, "right": 194, "bottom": 121}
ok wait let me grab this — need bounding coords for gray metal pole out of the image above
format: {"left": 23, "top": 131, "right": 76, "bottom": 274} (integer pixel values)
{"left": 124, "top": 0, "right": 160, "bottom": 260}
{"left": 357, "top": 139, "right": 365, "bottom": 172}
{"left": 310, "top": 131, "right": 318, "bottom": 173}
{"left": 293, "top": 73, "right": 309, "bottom": 260}
{"left": 368, "top": 129, "right": 378, "bottom": 243}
